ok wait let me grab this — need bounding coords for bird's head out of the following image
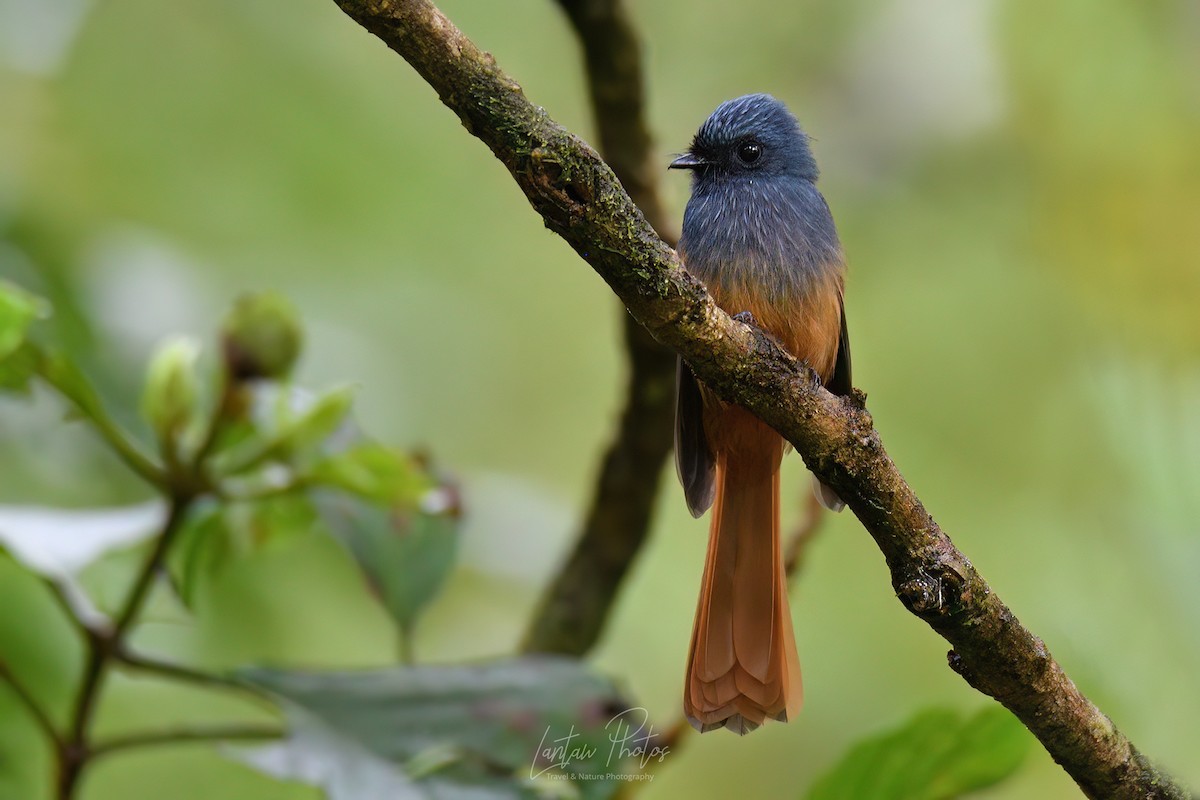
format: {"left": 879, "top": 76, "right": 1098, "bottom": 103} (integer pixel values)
{"left": 670, "top": 94, "right": 818, "bottom": 184}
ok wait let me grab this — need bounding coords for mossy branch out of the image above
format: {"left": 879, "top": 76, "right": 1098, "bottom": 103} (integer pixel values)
{"left": 328, "top": 1, "right": 1189, "bottom": 797}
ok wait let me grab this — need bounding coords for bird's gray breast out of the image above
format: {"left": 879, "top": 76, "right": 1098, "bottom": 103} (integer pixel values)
{"left": 679, "top": 178, "right": 843, "bottom": 305}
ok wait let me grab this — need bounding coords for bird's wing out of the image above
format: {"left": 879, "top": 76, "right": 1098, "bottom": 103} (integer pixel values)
{"left": 675, "top": 356, "right": 716, "bottom": 518}
{"left": 827, "top": 293, "right": 852, "bottom": 397}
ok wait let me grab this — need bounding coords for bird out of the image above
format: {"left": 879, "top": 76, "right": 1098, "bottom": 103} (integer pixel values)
{"left": 669, "top": 94, "right": 852, "bottom": 734}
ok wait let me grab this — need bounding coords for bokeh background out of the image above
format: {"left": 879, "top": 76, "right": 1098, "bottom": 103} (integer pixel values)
{"left": 2, "top": 0, "right": 1199, "bottom": 797}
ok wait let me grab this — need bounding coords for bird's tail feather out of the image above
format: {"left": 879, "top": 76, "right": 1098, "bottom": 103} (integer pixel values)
{"left": 685, "top": 446, "right": 802, "bottom": 734}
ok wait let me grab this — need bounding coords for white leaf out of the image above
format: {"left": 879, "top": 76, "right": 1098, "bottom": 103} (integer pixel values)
{"left": 0, "top": 501, "right": 165, "bottom": 624}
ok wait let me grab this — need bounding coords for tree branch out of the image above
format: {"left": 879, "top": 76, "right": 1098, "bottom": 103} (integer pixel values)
{"left": 523, "top": 0, "right": 676, "bottom": 656}
{"left": 327, "top": 1, "right": 1189, "bottom": 797}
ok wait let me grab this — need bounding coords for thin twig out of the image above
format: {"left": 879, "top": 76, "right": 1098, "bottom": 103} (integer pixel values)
{"left": 0, "top": 660, "right": 64, "bottom": 750}
{"left": 785, "top": 492, "right": 826, "bottom": 578}
{"left": 59, "top": 495, "right": 196, "bottom": 799}
{"left": 40, "top": 577, "right": 103, "bottom": 639}
{"left": 88, "top": 724, "right": 283, "bottom": 760}
{"left": 36, "top": 350, "right": 164, "bottom": 488}
{"left": 326, "top": 3, "right": 1189, "bottom": 796}
{"left": 86, "top": 417, "right": 164, "bottom": 487}
{"left": 109, "top": 497, "right": 195, "bottom": 645}
{"left": 113, "top": 649, "right": 275, "bottom": 710}
{"left": 191, "top": 374, "right": 234, "bottom": 467}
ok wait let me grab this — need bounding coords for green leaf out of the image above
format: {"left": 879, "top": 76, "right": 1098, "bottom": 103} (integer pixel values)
{"left": 214, "top": 384, "right": 355, "bottom": 476}
{"left": 0, "top": 280, "right": 47, "bottom": 363}
{"left": 234, "top": 705, "right": 425, "bottom": 800}
{"left": 277, "top": 385, "right": 355, "bottom": 453}
{"left": 232, "top": 658, "right": 635, "bottom": 800}
{"left": 0, "top": 502, "right": 165, "bottom": 625}
{"left": 308, "top": 443, "right": 430, "bottom": 505}
{"left": 169, "top": 501, "right": 234, "bottom": 608}
{"left": 313, "top": 489, "right": 458, "bottom": 639}
{"left": 806, "top": 706, "right": 1030, "bottom": 800}
{"left": 169, "top": 495, "right": 320, "bottom": 608}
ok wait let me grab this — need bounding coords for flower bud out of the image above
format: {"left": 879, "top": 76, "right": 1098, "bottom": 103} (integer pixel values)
{"left": 141, "top": 336, "right": 201, "bottom": 443}
{"left": 220, "top": 293, "right": 302, "bottom": 381}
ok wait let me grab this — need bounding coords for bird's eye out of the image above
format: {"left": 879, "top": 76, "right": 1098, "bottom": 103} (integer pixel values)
{"left": 737, "top": 141, "right": 762, "bottom": 164}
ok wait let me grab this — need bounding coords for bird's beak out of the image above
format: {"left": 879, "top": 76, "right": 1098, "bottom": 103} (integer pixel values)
{"left": 669, "top": 152, "right": 708, "bottom": 170}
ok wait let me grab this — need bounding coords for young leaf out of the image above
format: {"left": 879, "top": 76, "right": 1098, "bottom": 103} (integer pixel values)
{"left": 214, "top": 385, "right": 355, "bottom": 476}
{"left": 0, "top": 280, "right": 47, "bottom": 362}
{"left": 275, "top": 385, "right": 355, "bottom": 454}
{"left": 169, "top": 501, "right": 235, "bottom": 608}
{"left": 169, "top": 494, "right": 321, "bottom": 608}
{"left": 806, "top": 706, "right": 1030, "bottom": 800}
{"left": 307, "top": 443, "right": 429, "bottom": 505}
{"left": 232, "top": 658, "right": 634, "bottom": 799}
{"left": 0, "top": 341, "right": 40, "bottom": 394}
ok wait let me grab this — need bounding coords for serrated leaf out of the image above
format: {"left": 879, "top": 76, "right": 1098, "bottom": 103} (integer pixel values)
{"left": 0, "top": 280, "right": 47, "bottom": 362}
{"left": 0, "top": 502, "right": 165, "bottom": 626}
{"left": 234, "top": 706, "right": 425, "bottom": 800}
{"left": 313, "top": 490, "right": 458, "bottom": 637}
{"left": 806, "top": 706, "right": 1030, "bottom": 800}
{"left": 308, "top": 443, "right": 430, "bottom": 505}
{"left": 232, "top": 658, "right": 634, "bottom": 800}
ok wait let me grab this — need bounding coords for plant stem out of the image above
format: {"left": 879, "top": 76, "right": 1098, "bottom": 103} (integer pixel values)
{"left": 36, "top": 350, "right": 164, "bottom": 488}
{"left": 191, "top": 374, "right": 234, "bottom": 466}
{"left": 58, "top": 494, "right": 195, "bottom": 800}
{"left": 397, "top": 622, "right": 415, "bottom": 665}
{"left": 113, "top": 649, "right": 275, "bottom": 711}
{"left": 88, "top": 723, "right": 283, "bottom": 761}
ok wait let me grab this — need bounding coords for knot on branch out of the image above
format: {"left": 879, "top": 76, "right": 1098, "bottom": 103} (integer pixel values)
{"left": 526, "top": 146, "right": 594, "bottom": 230}
{"left": 896, "top": 562, "right": 968, "bottom": 619}
{"left": 946, "top": 649, "right": 972, "bottom": 681}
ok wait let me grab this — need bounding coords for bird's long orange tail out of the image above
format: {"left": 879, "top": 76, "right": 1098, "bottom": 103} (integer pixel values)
{"left": 684, "top": 433, "right": 803, "bottom": 734}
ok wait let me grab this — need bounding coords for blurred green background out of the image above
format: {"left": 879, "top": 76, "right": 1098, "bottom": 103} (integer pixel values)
{"left": 1, "top": 0, "right": 1198, "bottom": 797}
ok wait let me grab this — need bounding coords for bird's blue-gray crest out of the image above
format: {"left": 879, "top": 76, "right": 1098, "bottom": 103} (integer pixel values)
{"left": 670, "top": 93, "right": 819, "bottom": 182}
